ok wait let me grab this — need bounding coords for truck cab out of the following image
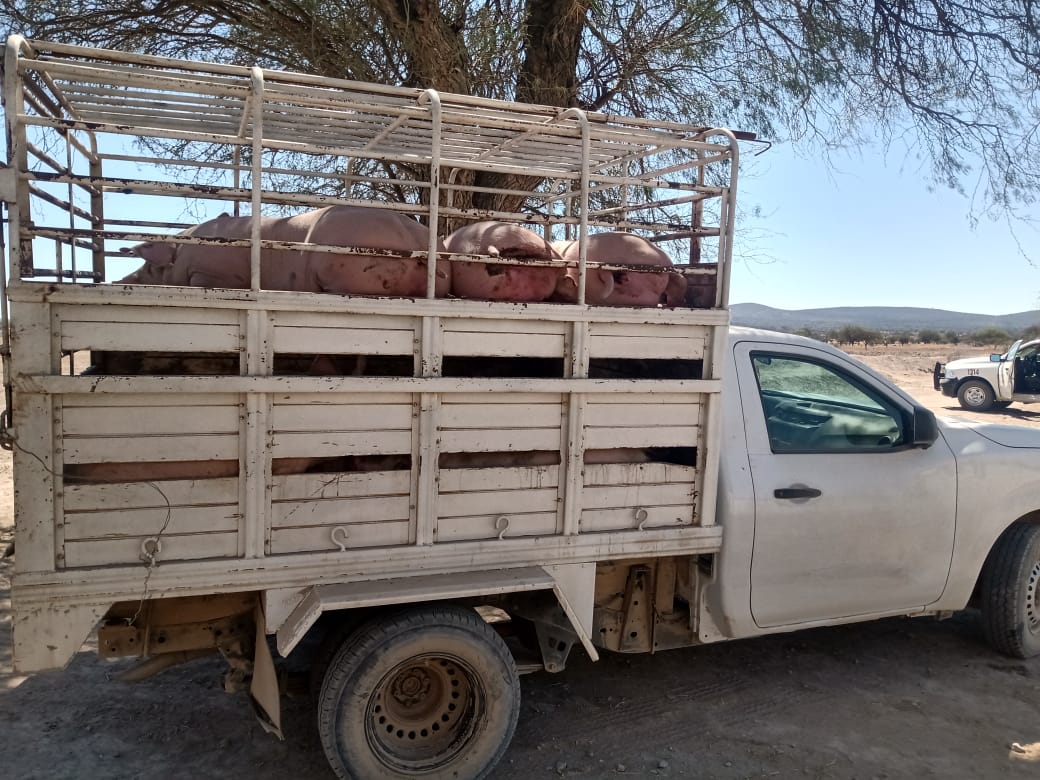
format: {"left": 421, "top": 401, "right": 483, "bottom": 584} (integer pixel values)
{"left": 935, "top": 338, "right": 1040, "bottom": 410}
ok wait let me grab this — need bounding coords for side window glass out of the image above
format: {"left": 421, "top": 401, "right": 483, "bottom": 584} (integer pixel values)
{"left": 752, "top": 353, "right": 905, "bottom": 453}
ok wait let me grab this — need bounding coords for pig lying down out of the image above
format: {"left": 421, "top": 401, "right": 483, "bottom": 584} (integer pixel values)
{"left": 553, "top": 232, "right": 687, "bottom": 307}
{"left": 444, "top": 221, "right": 562, "bottom": 302}
{"left": 121, "top": 212, "right": 689, "bottom": 307}
{"left": 120, "top": 206, "right": 450, "bottom": 297}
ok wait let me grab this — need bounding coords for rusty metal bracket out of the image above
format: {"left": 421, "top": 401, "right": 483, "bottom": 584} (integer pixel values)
{"left": 619, "top": 565, "right": 653, "bottom": 653}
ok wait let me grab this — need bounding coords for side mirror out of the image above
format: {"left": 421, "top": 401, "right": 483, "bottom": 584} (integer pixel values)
{"left": 990, "top": 353, "right": 1003, "bottom": 362}
{"left": 911, "top": 406, "right": 939, "bottom": 449}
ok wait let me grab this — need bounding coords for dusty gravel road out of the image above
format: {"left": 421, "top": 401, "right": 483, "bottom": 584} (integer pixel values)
{"left": 1, "top": 343, "right": 1039, "bottom": 780}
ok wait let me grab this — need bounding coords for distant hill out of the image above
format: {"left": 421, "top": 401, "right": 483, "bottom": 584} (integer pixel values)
{"left": 731, "top": 303, "right": 1040, "bottom": 334}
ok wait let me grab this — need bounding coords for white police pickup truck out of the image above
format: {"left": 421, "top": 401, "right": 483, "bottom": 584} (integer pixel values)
{"left": 934, "top": 339, "right": 1040, "bottom": 411}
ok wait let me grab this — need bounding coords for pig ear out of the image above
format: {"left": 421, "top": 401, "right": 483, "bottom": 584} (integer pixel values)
{"left": 121, "top": 241, "right": 176, "bottom": 267}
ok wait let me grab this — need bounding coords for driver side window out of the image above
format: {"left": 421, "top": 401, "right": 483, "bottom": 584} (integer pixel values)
{"left": 752, "top": 353, "right": 906, "bottom": 453}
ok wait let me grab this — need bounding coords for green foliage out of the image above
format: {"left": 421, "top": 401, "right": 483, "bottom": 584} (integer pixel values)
{"left": 971, "top": 327, "right": 1011, "bottom": 346}
{"left": 917, "top": 329, "right": 943, "bottom": 344}
{"left": 830, "top": 324, "right": 881, "bottom": 346}
{"left": 2, "top": 1, "right": 1038, "bottom": 217}
{"left": 943, "top": 330, "right": 961, "bottom": 345}
{"left": 1020, "top": 324, "right": 1040, "bottom": 341}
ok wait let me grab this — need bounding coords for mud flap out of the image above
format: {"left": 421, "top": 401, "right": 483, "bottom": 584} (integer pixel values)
{"left": 249, "top": 602, "right": 283, "bottom": 740}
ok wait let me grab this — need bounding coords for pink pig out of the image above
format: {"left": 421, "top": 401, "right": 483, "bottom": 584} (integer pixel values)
{"left": 444, "top": 221, "right": 563, "bottom": 302}
{"left": 552, "top": 232, "right": 686, "bottom": 307}
{"left": 120, "top": 206, "right": 450, "bottom": 297}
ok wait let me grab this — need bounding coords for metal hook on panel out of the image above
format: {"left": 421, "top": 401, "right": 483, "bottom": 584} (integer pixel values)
{"left": 330, "top": 526, "right": 350, "bottom": 552}
{"left": 634, "top": 508, "right": 649, "bottom": 531}
{"left": 140, "top": 537, "right": 163, "bottom": 564}
{"left": 495, "top": 516, "right": 510, "bottom": 540}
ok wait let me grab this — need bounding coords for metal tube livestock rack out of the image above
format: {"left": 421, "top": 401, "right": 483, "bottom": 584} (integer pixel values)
{"left": 1, "top": 35, "right": 741, "bottom": 683}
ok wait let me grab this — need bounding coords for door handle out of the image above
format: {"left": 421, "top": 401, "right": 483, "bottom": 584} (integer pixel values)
{"left": 774, "top": 487, "right": 822, "bottom": 500}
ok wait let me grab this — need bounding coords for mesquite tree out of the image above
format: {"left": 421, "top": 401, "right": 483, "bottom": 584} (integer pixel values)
{"left": 2, "top": 1, "right": 1037, "bottom": 219}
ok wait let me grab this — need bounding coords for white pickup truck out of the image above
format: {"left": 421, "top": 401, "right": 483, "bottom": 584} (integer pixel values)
{"left": 5, "top": 39, "right": 1040, "bottom": 780}
{"left": 935, "top": 338, "right": 1040, "bottom": 411}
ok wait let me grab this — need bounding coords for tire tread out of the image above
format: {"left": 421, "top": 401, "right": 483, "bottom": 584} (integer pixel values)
{"left": 980, "top": 523, "right": 1040, "bottom": 659}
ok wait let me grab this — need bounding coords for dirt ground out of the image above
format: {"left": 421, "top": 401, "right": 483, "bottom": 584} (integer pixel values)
{"left": 2, "top": 343, "right": 1039, "bottom": 779}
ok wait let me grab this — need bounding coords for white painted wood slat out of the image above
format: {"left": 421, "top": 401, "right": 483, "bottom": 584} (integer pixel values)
{"left": 272, "top": 471, "right": 410, "bottom": 501}
{"left": 63, "top": 405, "right": 239, "bottom": 436}
{"left": 64, "top": 532, "right": 239, "bottom": 568}
{"left": 65, "top": 478, "right": 239, "bottom": 511}
{"left": 272, "top": 403, "right": 413, "bottom": 431}
{"left": 271, "top": 522, "right": 411, "bottom": 554}
{"left": 439, "top": 487, "right": 558, "bottom": 517}
{"left": 435, "top": 512, "right": 558, "bottom": 543}
{"left": 272, "top": 431, "right": 412, "bottom": 458}
{"left": 580, "top": 505, "right": 694, "bottom": 533}
{"left": 64, "top": 504, "right": 239, "bottom": 540}
{"left": 440, "top": 428, "right": 560, "bottom": 453}
{"left": 271, "top": 495, "right": 411, "bottom": 528}
{"left": 584, "top": 426, "right": 698, "bottom": 450}
{"left": 438, "top": 465, "right": 559, "bottom": 493}
{"left": 63, "top": 434, "right": 240, "bottom": 463}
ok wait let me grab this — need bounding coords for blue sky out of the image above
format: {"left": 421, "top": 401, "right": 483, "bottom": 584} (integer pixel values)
{"left": 731, "top": 143, "right": 1040, "bottom": 316}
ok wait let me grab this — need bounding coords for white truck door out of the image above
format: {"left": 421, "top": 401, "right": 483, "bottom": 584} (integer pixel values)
{"left": 1005, "top": 340, "right": 1040, "bottom": 404}
{"left": 997, "top": 339, "right": 1023, "bottom": 400}
{"left": 734, "top": 341, "right": 958, "bottom": 629}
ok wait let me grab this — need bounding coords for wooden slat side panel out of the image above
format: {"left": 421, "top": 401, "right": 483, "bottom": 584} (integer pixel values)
{"left": 62, "top": 322, "right": 240, "bottom": 352}
{"left": 580, "top": 505, "right": 694, "bottom": 533}
{"left": 440, "top": 397, "right": 563, "bottom": 453}
{"left": 272, "top": 403, "right": 413, "bottom": 431}
{"left": 64, "top": 505, "right": 239, "bottom": 540}
{"left": 447, "top": 393, "right": 561, "bottom": 405}
{"left": 63, "top": 393, "right": 240, "bottom": 408}
{"left": 63, "top": 434, "right": 240, "bottom": 463}
{"left": 440, "top": 403, "right": 562, "bottom": 429}
{"left": 584, "top": 462, "right": 696, "bottom": 486}
{"left": 438, "top": 465, "right": 560, "bottom": 493}
{"left": 442, "top": 329, "right": 566, "bottom": 358}
{"left": 272, "top": 431, "right": 413, "bottom": 458}
{"left": 435, "top": 512, "right": 558, "bottom": 543}
{"left": 440, "top": 428, "right": 560, "bottom": 453}
{"left": 271, "top": 522, "right": 411, "bottom": 555}
{"left": 585, "top": 395, "right": 700, "bottom": 449}
{"left": 584, "top": 426, "right": 697, "bottom": 450}
{"left": 65, "top": 477, "right": 239, "bottom": 511}
{"left": 63, "top": 405, "right": 239, "bottom": 436}
{"left": 272, "top": 325, "right": 416, "bottom": 355}
{"left": 584, "top": 402, "right": 700, "bottom": 429}
{"left": 583, "top": 483, "right": 694, "bottom": 510}
{"left": 58, "top": 304, "right": 241, "bottom": 326}
{"left": 439, "top": 487, "right": 558, "bottom": 517}
{"left": 589, "top": 323, "right": 708, "bottom": 360}
{"left": 64, "top": 532, "right": 239, "bottom": 568}
{"left": 271, "top": 496, "right": 412, "bottom": 528}
{"left": 272, "top": 471, "right": 411, "bottom": 501}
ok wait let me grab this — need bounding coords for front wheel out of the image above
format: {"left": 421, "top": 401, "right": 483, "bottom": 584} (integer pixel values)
{"left": 957, "top": 379, "right": 995, "bottom": 411}
{"left": 980, "top": 523, "right": 1040, "bottom": 658}
{"left": 317, "top": 604, "right": 521, "bottom": 779}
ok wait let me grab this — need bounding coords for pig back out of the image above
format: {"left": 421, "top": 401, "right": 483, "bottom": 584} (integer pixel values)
{"left": 303, "top": 206, "right": 450, "bottom": 297}
{"left": 568, "top": 232, "right": 687, "bottom": 307}
{"left": 445, "top": 221, "right": 562, "bottom": 302}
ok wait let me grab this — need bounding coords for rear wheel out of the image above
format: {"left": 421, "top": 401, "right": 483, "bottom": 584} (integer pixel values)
{"left": 980, "top": 523, "right": 1040, "bottom": 658}
{"left": 957, "top": 379, "right": 995, "bottom": 411}
{"left": 317, "top": 604, "right": 520, "bottom": 779}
